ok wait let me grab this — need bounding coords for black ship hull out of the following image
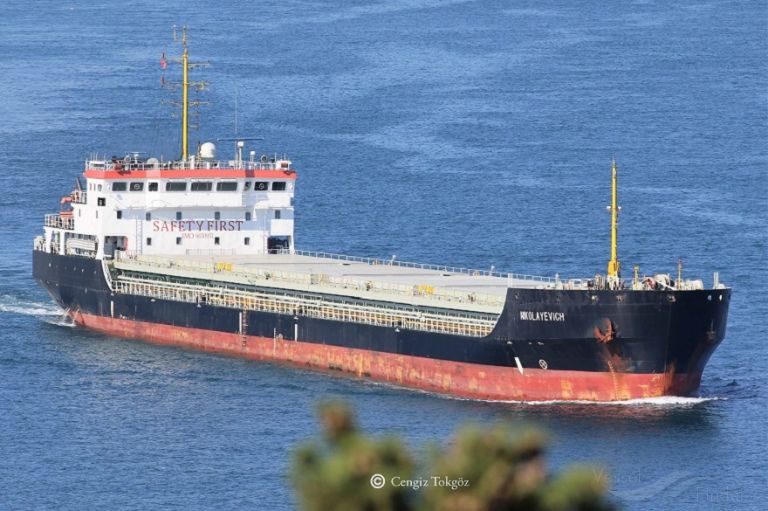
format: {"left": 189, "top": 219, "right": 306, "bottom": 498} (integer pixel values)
{"left": 33, "top": 251, "right": 731, "bottom": 401}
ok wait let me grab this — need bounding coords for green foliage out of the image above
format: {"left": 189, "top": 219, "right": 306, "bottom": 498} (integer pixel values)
{"left": 293, "top": 402, "right": 414, "bottom": 511}
{"left": 292, "top": 402, "right": 617, "bottom": 511}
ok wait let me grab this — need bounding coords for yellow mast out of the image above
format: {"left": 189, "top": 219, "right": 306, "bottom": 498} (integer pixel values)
{"left": 181, "top": 27, "right": 189, "bottom": 160}
{"left": 607, "top": 159, "right": 620, "bottom": 278}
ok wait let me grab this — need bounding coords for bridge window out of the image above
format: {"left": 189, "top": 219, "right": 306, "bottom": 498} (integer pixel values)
{"left": 272, "top": 181, "right": 286, "bottom": 191}
{"left": 244, "top": 237, "right": 250, "bottom": 245}
{"left": 214, "top": 237, "right": 220, "bottom": 245}
{"left": 245, "top": 212, "right": 251, "bottom": 221}
{"left": 214, "top": 211, "right": 221, "bottom": 220}
{"left": 146, "top": 237, "right": 152, "bottom": 246}
{"left": 166, "top": 181, "right": 187, "bottom": 192}
{"left": 116, "top": 210, "right": 122, "bottom": 219}
{"left": 176, "top": 211, "right": 182, "bottom": 220}
{"left": 112, "top": 182, "right": 127, "bottom": 191}
{"left": 176, "top": 237, "right": 182, "bottom": 245}
{"left": 244, "top": 182, "right": 252, "bottom": 191}
{"left": 129, "top": 182, "right": 144, "bottom": 192}
{"left": 254, "top": 181, "right": 268, "bottom": 191}
{"left": 148, "top": 182, "right": 158, "bottom": 192}
{"left": 191, "top": 181, "right": 213, "bottom": 191}
{"left": 216, "top": 182, "right": 238, "bottom": 191}
{"left": 97, "top": 198, "right": 106, "bottom": 206}
{"left": 275, "top": 210, "right": 281, "bottom": 219}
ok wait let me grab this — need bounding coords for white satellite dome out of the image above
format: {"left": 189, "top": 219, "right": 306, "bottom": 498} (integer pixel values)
{"left": 199, "top": 142, "right": 216, "bottom": 159}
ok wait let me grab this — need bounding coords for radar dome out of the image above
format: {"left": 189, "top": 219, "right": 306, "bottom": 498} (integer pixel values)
{"left": 200, "top": 142, "right": 216, "bottom": 160}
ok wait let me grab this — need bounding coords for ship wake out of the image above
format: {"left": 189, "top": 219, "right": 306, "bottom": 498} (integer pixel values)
{"left": 515, "top": 396, "right": 723, "bottom": 407}
{"left": 362, "top": 379, "right": 724, "bottom": 406}
{"left": 0, "top": 294, "right": 63, "bottom": 318}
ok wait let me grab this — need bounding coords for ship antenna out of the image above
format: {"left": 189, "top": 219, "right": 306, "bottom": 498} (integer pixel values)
{"left": 181, "top": 26, "right": 189, "bottom": 160}
{"left": 234, "top": 84, "right": 239, "bottom": 137}
{"left": 607, "top": 159, "right": 621, "bottom": 278}
{"left": 163, "top": 26, "right": 208, "bottom": 161}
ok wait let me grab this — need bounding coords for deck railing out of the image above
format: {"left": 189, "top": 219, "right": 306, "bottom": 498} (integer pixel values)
{"left": 86, "top": 158, "right": 292, "bottom": 173}
{"left": 285, "top": 249, "right": 557, "bottom": 284}
{"left": 185, "top": 249, "right": 238, "bottom": 256}
{"left": 44, "top": 214, "right": 74, "bottom": 230}
{"left": 114, "top": 275, "right": 496, "bottom": 338}
{"left": 71, "top": 190, "right": 87, "bottom": 204}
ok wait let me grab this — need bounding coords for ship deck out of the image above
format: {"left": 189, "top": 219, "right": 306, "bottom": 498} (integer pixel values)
{"left": 112, "top": 251, "right": 558, "bottom": 314}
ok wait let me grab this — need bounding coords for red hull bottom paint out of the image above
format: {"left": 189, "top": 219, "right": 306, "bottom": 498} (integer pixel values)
{"left": 75, "top": 313, "right": 700, "bottom": 401}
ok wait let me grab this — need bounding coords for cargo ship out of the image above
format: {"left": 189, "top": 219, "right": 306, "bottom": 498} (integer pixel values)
{"left": 32, "top": 31, "right": 731, "bottom": 401}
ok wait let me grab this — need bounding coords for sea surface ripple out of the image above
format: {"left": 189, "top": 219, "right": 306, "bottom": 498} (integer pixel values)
{"left": 0, "top": 1, "right": 765, "bottom": 509}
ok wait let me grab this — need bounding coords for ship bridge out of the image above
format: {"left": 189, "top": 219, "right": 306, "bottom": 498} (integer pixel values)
{"left": 38, "top": 143, "right": 296, "bottom": 260}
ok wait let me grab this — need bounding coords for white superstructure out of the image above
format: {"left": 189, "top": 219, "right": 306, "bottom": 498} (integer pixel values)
{"left": 40, "top": 146, "right": 296, "bottom": 259}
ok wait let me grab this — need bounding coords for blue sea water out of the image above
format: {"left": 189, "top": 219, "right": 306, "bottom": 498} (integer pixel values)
{"left": 0, "top": 1, "right": 766, "bottom": 509}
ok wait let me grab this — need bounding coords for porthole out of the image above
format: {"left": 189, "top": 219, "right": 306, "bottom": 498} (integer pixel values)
{"left": 538, "top": 359, "right": 548, "bottom": 370}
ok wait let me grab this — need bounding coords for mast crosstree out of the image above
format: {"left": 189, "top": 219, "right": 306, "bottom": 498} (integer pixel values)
{"left": 162, "top": 26, "right": 209, "bottom": 160}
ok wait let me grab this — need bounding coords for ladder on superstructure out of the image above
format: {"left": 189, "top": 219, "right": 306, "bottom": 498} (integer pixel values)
{"left": 135, "top": 219, "right": 143, "bottom": 254}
